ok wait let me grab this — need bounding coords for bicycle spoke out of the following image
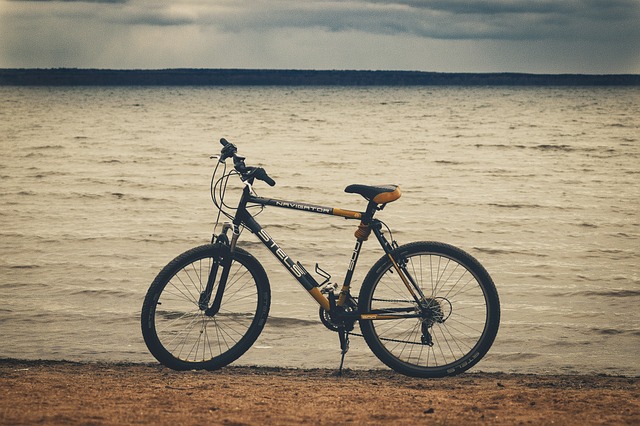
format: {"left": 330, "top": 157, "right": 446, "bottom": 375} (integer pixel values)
{"left": 143, "top": 246, "right": 269, "bottom": 369}
{"left": 361, "top": 243, "right": 498, "bottom": 376}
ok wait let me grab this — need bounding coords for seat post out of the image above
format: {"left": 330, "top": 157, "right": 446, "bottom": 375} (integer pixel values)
{"left": 337, "top": 201, "right": 378, "bottom": 307}
{"left": 352, "top": 200, "right": 379, "bottom": 241}
{"left": 362, "top": 201, "right": 379, "bottom": 225}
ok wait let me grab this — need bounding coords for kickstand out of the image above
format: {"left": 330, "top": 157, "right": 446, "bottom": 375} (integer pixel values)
{"left": 337, "top": 328, "right": 350, "bottom": 376}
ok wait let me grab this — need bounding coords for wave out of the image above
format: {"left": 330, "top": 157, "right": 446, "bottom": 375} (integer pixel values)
{"left": 32, "top": 145, "right": 65, "bottom": 150}
{"left": 0, "top": 282, "right": 50, "bottom": 290}
{"left": 577, "top": 222, "right": 598, "bottom": 228}
{"left": 483, "top": 170, "right": 538, "bottom": 178}
{"left": 5, "top": 264, "right": 42, "bottom": 270}
{"left": 257, "top": 223, "right": 298, "bottom": 231}
{"left": 4, "top": 310, "right": 139, "bottom": 325}
{"left": 77, "top": 177, "right": 110, "bottom": 184}
{"left": 281, "top": 185, "right": 315, "bottom": 191}
{"left": 487, "top": 202, "right": 582, "bottom": 212}
{"left": 475, "top": 143, "right": 526, "bottom": 150}
{"left": 533, "top": 144, "right": 575, "bottom": 152}
{"left": 487, "top": 352, "right": 541, "bottom": 362}
{"left": 590, "top": 327, "right": 640, "bottom": 337}
{"left": 487, "top": 203, "right": 545, "bottom": 209}
{"left": 581, "top": 249, "right": 636, "bottom": 261}
{"left": 85, "top": 252, "right": 138, "bottom": 261}
{"left": 236, "top": 240, "right": 265, "bottom": 248}
{"left": 584, "top": 289, "right": 640, "bottom": 298}
{"left": 474, "top": 143, "right": 622, "bottom": 156}
{"left": 473, "top": 247, "right": 548, "bottom": 257}
{"left": 549, "top": 289, "right": 640, "bottom": 298}
{"left": 540, "top": 339, "right": 593, "bottom": 348}
{"left": 434, "top": 160, "right": 464, "bottom": 165}
{"left": 49, "top": 191, "right": 164, "bottom": 202}
{"left": 265, "top": 316, "right": 318, "bottom": 328}
{"left": 70, "top": 288, "right": 134, "bottom": 298}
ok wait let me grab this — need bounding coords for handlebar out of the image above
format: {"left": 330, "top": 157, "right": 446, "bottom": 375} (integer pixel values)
{"left": 218, "top": 138, "right": 276, "bottom": 187}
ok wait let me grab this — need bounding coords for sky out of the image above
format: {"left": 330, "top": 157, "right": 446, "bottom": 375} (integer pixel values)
{"left": 1, "top": 0, "right": 639, "bottom": 74}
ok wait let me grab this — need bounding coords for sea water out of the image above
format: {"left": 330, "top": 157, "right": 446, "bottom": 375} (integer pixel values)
{"left": 1, "top": 86, "right": 638, "bottom": 376}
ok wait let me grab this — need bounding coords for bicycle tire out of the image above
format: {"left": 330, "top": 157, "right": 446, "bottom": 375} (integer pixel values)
{"left": 141, "top": 244, "right": 270, "bottom": 370}
{"left": 358, "top": 241, "right": 500, "bottom": 378}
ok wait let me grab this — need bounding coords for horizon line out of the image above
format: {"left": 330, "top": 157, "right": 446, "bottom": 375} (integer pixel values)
{"left": 1, "top": 67, "right": 639, "bottom": 77}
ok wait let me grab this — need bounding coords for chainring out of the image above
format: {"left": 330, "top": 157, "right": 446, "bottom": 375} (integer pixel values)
{"left": 319, "top": 307, "right": 342, "bottom": 332}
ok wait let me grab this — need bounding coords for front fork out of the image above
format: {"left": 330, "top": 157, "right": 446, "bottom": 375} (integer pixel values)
{"left": 199, "top": 223, "right": 238, "bottom": 316}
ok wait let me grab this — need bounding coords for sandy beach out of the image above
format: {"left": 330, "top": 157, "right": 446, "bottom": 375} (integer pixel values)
{"left": 1, "top": 359, "right": 638, "bottom": 425}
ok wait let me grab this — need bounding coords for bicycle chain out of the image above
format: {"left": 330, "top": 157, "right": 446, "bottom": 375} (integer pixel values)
{"left": 347, "top": 297, "right": 427, "bottom": 346}
{"left": 348, "top": 330, "right": 426, "bottom": 346}
{"left": 371, "top": 298, "right": 414, "bottom": 304}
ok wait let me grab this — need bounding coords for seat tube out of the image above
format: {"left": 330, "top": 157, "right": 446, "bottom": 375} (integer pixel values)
{"left": 337, "top": 223, "right": 369, "bottom": 306}
{"left": 337, "top": 202, "right": 377, "bottom": 306}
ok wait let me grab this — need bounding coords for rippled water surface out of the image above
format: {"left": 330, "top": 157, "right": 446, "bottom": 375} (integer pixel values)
{"left": 1, "top": 86, "right": 638, "bottom": 376}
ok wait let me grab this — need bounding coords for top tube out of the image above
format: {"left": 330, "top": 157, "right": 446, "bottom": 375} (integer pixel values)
{"left": 248, "top": 195, "right": 363, "bottom": 220}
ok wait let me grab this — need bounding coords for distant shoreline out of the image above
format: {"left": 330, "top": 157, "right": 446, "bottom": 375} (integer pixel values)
{"left": 1, "top": 68, "right": 639, "bottom": 86}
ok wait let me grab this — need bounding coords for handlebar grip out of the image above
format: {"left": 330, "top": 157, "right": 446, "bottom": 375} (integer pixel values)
{"left": 255, "top": 167, "right": 276, "bottom": 186}
{"left": 218, "top": 138, "right": 237, "bottom": 162}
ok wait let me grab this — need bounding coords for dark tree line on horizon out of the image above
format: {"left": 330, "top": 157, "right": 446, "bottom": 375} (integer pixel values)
{"left": 0, "top": 68, "right": 638, "bottom": 86}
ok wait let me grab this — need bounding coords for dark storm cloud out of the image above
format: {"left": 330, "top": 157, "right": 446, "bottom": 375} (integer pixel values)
{"left": 233, "top": 1, "right": 633, "bottom": 41}
{"left": 1, "top": 0, "right": 638, "bottom": 72}
{"left": 6, "top": 0, "right": 638, "bottom": 40}
{"left": 374, "top": 0, "right": 634, "bottom": 16}
{"left": 246, "top": 0, "right": 640, "bottom": 41}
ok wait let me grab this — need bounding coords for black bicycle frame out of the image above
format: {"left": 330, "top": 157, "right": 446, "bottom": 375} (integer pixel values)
{"left": 227, "top": 184, "right": 426, "bottom": 318}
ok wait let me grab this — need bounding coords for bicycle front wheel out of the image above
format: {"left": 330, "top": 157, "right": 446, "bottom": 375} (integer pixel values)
{"left": 141, "top": 244, "right": 270, "bottom": 370}
{"left": 358, "top": 241, "right": 500, "bottom": 378}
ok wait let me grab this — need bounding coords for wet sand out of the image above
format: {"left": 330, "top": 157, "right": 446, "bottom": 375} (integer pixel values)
{"left": 0, "top": 359, "right": 638, "bottom": 425}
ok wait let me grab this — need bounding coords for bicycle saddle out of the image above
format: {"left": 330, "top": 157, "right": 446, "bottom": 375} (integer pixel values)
{"left": 345, "top": 184, "right": 401, "bottom": 204}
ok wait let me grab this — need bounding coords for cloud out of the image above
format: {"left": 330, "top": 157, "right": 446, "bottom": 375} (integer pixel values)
{"left": 228, "top": 0, "right": 640, "bottom": 41}
{"left": 7, "top": 0, "right": 638, "bottom": 39}
{"left": 1, "top": 0, "right": 639, "bottom": 72}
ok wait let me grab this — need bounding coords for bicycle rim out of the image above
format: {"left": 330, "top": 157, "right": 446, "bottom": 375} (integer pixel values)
{"left": 359, "top": 242, "right": 499, "bottom": 377}
{"left": 142, "top": 245, "right": 269, "bottom": 370}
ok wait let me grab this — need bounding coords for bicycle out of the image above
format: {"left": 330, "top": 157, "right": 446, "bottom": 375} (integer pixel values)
{"left": 141, "top": 138, "right": 500, "bottom": 378}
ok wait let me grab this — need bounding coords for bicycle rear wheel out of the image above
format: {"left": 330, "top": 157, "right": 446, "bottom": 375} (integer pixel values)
{"left": 358, "top": 241, "right": 499, "bottom": 378}
{"left": 141, "top": 244, "right": 270, "bottom": 370}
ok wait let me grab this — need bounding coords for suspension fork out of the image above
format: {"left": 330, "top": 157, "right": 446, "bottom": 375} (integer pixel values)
{"left": 201, "top": 223, "right": 238, "bottom": 316}
{"left": 370, "top": 220, "right": 428, "bottom": 304}
{"left": 202, "top": 182, "right": 255, "bottom": 316}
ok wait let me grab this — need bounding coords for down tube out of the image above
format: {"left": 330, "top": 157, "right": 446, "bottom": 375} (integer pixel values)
{"left": 241, "top": 215, "right": 331, "bottom": 310}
